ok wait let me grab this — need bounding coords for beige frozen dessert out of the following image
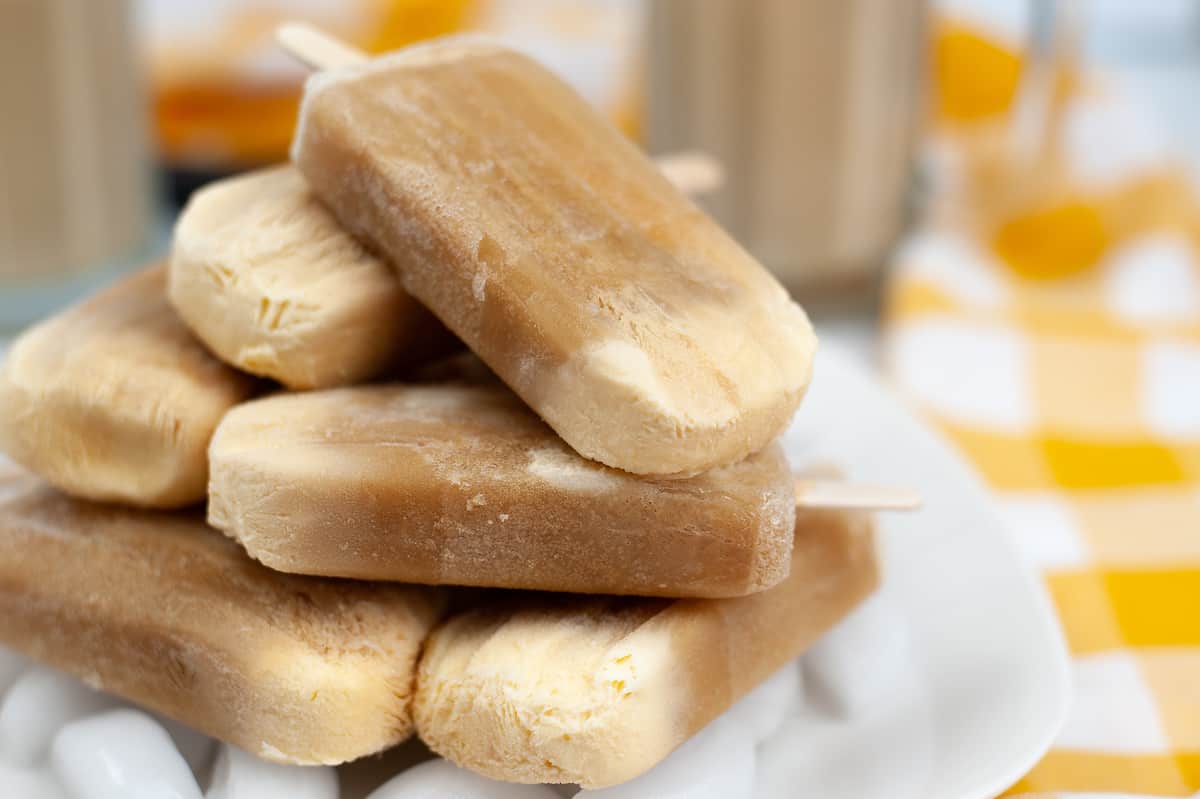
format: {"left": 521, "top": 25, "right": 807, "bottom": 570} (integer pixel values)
{"left": 168, "top": 154, "right": 719, "bottom": 390}
{"left": 0, "top": 265, "right": 257, "bottom": 508}
{"left": 292, "top": 37, "right": 817, "bottom": 476}
{"left": 414, "top": 505, "right": 878, "bottom": 787}
{"left": 208, "top": 382, "right": 796, "bottom": 598}
{"left": 169, "top": 166, "right": 458, "bottom": 389}
{"left": 0, "top": 463, "right": 447, "bottom": 764}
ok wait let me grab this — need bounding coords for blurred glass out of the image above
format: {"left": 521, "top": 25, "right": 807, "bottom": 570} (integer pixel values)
{"left": 140, "top": 0, "right": 479, "bottom": 205}
{"left": 139, "top": 0, "right": 642, "bottom": 206}
{"left": 647, "top": 0, "right": 929, "bottom": 305}
{"left": 0, "top": 0, "right": 155, "bottom": 330}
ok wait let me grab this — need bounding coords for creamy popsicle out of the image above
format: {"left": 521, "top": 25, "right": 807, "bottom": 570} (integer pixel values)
{"left": 0, "top": 463, "right": 447, "bottom": 765}
{"left": 0, "top": 265, "right": 258, "bottom": 508}
{"left": 292, "top": 38, "right": 817, "bottom": 476}
{"left": 415, "top": 505, "right": 878, "bottom": 787}
{"left": 207, "top": 382, "right": 796, "bottom": 598}
{"left": 170, "top": 166, "right": 459, "bottom": 389}
{"left": 169, "top": 152, "right": 718, "bottom": 391}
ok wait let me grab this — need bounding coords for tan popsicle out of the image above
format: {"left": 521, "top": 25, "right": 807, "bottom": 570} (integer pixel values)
{"left": 170, "top": 165, "right": 458, "bottom": 390}
{"left": 274, "top": 25, "right": 921, "bottom": 515}
{"left": 277, "top": 20, "right": 712, "bottom": 197}
{"left": 415, "top": 504, "right": 878, "bottom": 787}
{"left": 0, "top": 265, "right": 258, "bottom": 508}
{"left": 287, "top": 27, "right": 818, "bottom": 477}
{"left": 207, "top": 382, "right": 798, "bottom": 598}
{"left": 168, "top": 150, "right": 726, "bottom": 391}
{"left": 0, "top": 463, "right": 447, "bottom": 765}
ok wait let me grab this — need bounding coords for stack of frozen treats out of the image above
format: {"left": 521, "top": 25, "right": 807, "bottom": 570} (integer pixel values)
{"left": 0, "top": 36, "right": 878, "bottom": 790}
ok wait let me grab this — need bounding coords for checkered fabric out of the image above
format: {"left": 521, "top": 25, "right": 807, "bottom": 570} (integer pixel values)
{"left": 884, "top": 19, "right": 1200, "bottom": 798}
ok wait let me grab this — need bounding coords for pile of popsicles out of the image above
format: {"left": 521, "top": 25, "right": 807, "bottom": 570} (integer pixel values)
{"left": 0, "top": 32, "right": 882, "bottom": 789}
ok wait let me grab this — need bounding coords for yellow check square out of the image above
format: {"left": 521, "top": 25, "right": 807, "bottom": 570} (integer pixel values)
{"left": 1139, "top": 651, "right": 1200, "bottom": 749}
{"left": 1004, "top": 751, "right": 1191, "bottom": 795}
{"left": 1106, "top": 569, "right": 1200, "bottom": 647}
{"left": 1045, "top": 570, "right": 1125, "bottom": 654}
{"left": 1031, "top": 336, "right": 1143, "bottom": 437}
{"left": 1074, "top": 489, "right": 1200, "bottom": 567}
{"left": 1042, "top": 437, "right": 1187, "bottom": 489}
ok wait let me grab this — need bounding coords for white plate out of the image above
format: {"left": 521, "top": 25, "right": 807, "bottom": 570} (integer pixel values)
{"left": 775, "top": 342, "right": 1071, "bottom": 799}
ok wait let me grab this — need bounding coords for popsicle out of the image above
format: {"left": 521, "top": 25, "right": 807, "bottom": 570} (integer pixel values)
{"left": 291, "top": 36, "right": 818, "bottom": 476}
{"left": 415, "top": 505, "right": 878, "bottom": 787}
{"left": 169, "top": 153, "right": 724, "bottom": 391}
{"left": 0, "top": 463, "right": 447, "bottom": 765}
{"left": 207, "top": 382, "right": 796, "bottom": 598}
{"left": 0, "top": 265, "right": 258, "bottom": 508}
{"left": 170, "top": 165, "right": 458, "bottom": 389}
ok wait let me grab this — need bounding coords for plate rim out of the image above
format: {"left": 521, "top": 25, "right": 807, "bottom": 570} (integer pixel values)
{"left": 809, "top": 343, "right": 1072, "bottom": 799}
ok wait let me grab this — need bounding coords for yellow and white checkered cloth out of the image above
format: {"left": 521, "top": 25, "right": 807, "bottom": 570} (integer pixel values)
{"left": 884, "top": 21, "right": 1200, "bottom": 798}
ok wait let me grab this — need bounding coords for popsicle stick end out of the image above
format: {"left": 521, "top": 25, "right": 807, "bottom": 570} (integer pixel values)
{"left": 795, "top": 481, "right": 923, "bottom": 512}
{"left": 276, "top": 22, "right": 367, "bottom": 71}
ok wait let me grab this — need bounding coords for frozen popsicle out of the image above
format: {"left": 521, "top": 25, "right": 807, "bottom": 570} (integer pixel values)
{"left": 207, "top": 382, "right": 796, "bottom": 598}
{"left": 0, "top": 265, "right": 258, "bottom": 508}
{"left": 0, "top": 463, "right": 447, "bottom": 765}
{"left": 169, "top": 165, "right": 458, "bottom": 390}
{"left": 414, "top": 505, "right": 878, "bottom": 787}
{"left": 169, "top": 150, "right": 721, "bottom": 391}
{"left": 292, "top": 37, "right": 817, "bottom": 476}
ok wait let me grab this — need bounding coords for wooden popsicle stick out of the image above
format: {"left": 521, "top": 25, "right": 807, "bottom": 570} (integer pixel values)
{"left": 276, "top": 22, "right": 919, "bottom": 514}
{"left": 653, "top": 150, "right": 726, "bottom": 197}
{"left": 275, "top": 22, "right": 725, "bottom": 196}
{"left": 795, "top": 481, "right": 922, "bottom": 511}
{"left": 277, "top": 22, "right": 367, "bottom": 69}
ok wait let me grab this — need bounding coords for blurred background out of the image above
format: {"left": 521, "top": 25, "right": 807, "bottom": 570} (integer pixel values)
{"left": 2, "top": 0, "right": 1198, "bottom": 339}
